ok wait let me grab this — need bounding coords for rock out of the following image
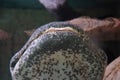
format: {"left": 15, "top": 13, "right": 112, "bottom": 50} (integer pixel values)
{"left": 0, "top": 29, "right": 11, "bottom": 40}
{"left": 103, "top": 56, "right": 120, "bottom": 80}
{"left": 69, "top": 17, "right": 120, "bottom": 41}
{"left": 24, "top": 29, "right": 35, "bottom": 36}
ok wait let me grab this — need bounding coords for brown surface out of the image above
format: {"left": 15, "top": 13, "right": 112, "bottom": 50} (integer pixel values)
{"left": 103, "top": 57, "right": 120, "bottom": 80}
{"left": 24, "top": 29, "right": 35, "bottom": 36}
{"left": 0, "top": 29, "right": 11, "bottom": 40}
{"left": 69, "top": 17, "right": 120, "bottom": 41}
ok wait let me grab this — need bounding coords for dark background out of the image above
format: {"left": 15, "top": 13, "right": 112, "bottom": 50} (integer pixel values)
{"left": 0, "top": 0, "right": 119, "bottom": 9}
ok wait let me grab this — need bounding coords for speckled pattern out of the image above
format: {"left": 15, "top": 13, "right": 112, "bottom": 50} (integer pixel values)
{"left": 10, "top": 22, "right": 107, "bottom": 80}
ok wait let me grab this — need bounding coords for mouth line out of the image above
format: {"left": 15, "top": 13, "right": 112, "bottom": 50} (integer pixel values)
{"left": 43, "top": 27, "right": 79, "bottom": 34}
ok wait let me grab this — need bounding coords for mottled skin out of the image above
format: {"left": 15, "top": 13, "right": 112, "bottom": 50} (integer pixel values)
{"left": 10, "top": 22, "right": 107, "bottom": 80}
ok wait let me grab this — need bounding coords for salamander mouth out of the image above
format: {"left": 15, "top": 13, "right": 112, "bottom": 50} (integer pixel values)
{"left": 10, "top": 26, "right": 80, "bottom": 73}
{"left": 43, "top": 27, "right": 79, "bottom": 34}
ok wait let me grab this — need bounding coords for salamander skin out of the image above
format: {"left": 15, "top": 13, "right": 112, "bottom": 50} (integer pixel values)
{"left": 10, "top": 22, "right": 107, "bottom": 80}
